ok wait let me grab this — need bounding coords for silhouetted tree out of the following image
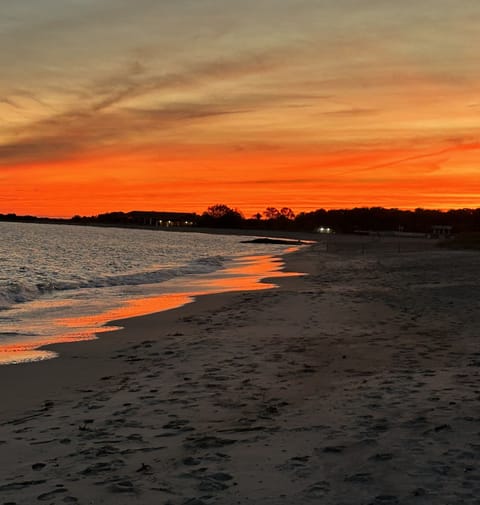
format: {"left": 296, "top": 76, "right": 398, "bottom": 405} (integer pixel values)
{"left": 199, "top": 204, "right": 244, "bottom": 228}
{"left": 204, "top": 204, "right": 232, "bottom": 219}
{"left": 263, "top": 207, "right": 280, "bottom": 220}
{"left": 3, "top": 204, "right": 480, "bottom": 234}
{"left": 280, "top": 207, "right": 295, "bottom": 220}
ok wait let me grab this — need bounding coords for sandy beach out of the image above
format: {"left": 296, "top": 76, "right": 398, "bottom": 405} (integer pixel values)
{"left": 1, "top": 236, "right": 480, "bottom": 504}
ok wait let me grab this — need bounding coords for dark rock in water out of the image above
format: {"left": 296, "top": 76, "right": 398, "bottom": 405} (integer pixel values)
{"left": 241, "top": 238, "right": 303, "bottom": 245}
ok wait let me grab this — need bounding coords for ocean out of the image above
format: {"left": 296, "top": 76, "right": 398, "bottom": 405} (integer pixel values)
{"left": 0, "top": 222, "right": 299, "bottom": 365}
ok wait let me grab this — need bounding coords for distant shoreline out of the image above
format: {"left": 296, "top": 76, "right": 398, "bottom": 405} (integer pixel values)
{"left": 0, "top": 218, "right": 321, "bottom": 242}
{"left": 2, "top": 205, "right": 479, "bottom": 238}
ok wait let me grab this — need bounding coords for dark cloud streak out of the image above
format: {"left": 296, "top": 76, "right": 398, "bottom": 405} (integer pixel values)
{"left": 0, "top": 97, "right": 23, "bottom": 109}
{"left": 321, "top": 108, "right": 378, "bottom": 117}
{"left": 89, "top": 46, "right": 301, "bottom": 113}
{"left": 0, "top": 46, "right": 321, "bottom": 166}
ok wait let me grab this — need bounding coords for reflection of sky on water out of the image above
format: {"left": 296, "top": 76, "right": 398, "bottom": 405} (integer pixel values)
{"left": 0, "top": 254, "right": 302, "bottom": 365}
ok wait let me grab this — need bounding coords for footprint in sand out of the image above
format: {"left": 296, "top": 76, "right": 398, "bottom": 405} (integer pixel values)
{"left": 304, "top": 480, "right": 331, "bottom": 498}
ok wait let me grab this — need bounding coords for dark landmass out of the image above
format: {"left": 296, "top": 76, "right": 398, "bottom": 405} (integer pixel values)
{"left": 241, "top": 238, "right": 306, "bottom": 245}
{"left": 2, "top": 205, "right": 480, "bottom": 236}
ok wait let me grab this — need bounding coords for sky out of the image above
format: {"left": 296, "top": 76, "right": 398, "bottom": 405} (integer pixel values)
{"left": 1, "top": 0, "right": 479, "bottom": 217}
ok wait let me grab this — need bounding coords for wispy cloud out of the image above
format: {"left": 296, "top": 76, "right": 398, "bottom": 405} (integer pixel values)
{"left": 338, "top": 143, "right": 480, "bottom": 178}
{"left": 321, "top": 108, "right": 378, "bottom": 117}
{"left": 87, "top": 45, "right": 302, "bottom": 113}
{"left": 0, "top": 104, "right": 245, "bottom": 165}
{"left": 0, "top": 97, "right": 23, "bottom": 110}
{"left": 0, "top": 45, "right": 321, "bottom": 166}
{"left": 0, "top": 141, "right": 82, "bottom": 165}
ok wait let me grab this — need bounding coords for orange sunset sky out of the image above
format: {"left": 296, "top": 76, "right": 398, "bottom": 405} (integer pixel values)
{"left": 1, "top": 0, "right": 479, "bottom": 217}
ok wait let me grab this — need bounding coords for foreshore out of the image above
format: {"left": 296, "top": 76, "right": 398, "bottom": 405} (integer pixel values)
{"left": 1, "top": 237, "right": 480, "bottom": 504}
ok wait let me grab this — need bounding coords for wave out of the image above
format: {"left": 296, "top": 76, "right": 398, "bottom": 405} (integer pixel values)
{"left": 0, "top": 255, "right": 226, "bottom": 310}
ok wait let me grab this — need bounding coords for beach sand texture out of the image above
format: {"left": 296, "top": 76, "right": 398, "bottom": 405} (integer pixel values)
{"left": 1, "top": 238, "right": 480, "bottom": 504}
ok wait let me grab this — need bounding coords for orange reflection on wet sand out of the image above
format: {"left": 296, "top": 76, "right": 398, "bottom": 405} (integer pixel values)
{"left": 58, "top": 255, "right": 301, "bottom": 329}
{"left": 0, "top": 348, "right": 58, "bottom": 365}
{"left": 0, "top": 253, "right": 304, "bottom": 365}
{"left": 0, "top": 328, "right": 117, "bottom": 365}
{"left": 56, "top": 293, "right": 193, "bottom": 329}
{"left": 206, "top": 255, "right": 302, "bottom": 291}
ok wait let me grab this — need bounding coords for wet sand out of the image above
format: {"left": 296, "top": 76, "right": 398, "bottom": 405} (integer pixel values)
{"left": 1, "top": 237, "right": 480, "bottom": 504}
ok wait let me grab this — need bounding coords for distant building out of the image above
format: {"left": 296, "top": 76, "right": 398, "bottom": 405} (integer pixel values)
{"left": 156, "top": 214, "right": 196, "bottom": 227}
{"left": 431, "top": 225, "right": 453, "bottom": 239}
{"left": 127, "top": 211, "right": 197, "bottom": 227}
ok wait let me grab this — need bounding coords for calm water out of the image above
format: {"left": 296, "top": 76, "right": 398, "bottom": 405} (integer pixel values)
{"left": 0, "top": 222, "right": 300, "bottom": 364}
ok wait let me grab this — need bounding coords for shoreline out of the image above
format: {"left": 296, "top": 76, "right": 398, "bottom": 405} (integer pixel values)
{"left": 0, "top": 218, "right": 323, "bottom": 243}
{"left": 2, "top": 239, "right": 480, "bottom": 504}
{"left": 0, "top": 247, "right": 304, "bottom": 366}
{"left": 0, "top": 246, "right": 306, "bottom": 414}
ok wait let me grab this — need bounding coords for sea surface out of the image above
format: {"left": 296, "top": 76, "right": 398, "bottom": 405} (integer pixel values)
{"left": 0, "top": 222, "right": 300, "bottom": 365}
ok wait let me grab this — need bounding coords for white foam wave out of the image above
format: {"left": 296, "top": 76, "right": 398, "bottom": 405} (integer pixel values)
{"left": 0, "top": 255, "right": 226, "bottom": 309}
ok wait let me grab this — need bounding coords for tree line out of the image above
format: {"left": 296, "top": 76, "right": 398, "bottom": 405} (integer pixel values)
{"left": 195, "top": 204, "right": 480, "bottom": 234}
{"left": 2, "top": 205, "right": 480, "bottom": 234}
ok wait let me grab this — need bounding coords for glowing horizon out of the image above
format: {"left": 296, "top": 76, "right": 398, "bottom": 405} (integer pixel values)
{"left": 1, "top": 1, "right": 479, "bottom": 217}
